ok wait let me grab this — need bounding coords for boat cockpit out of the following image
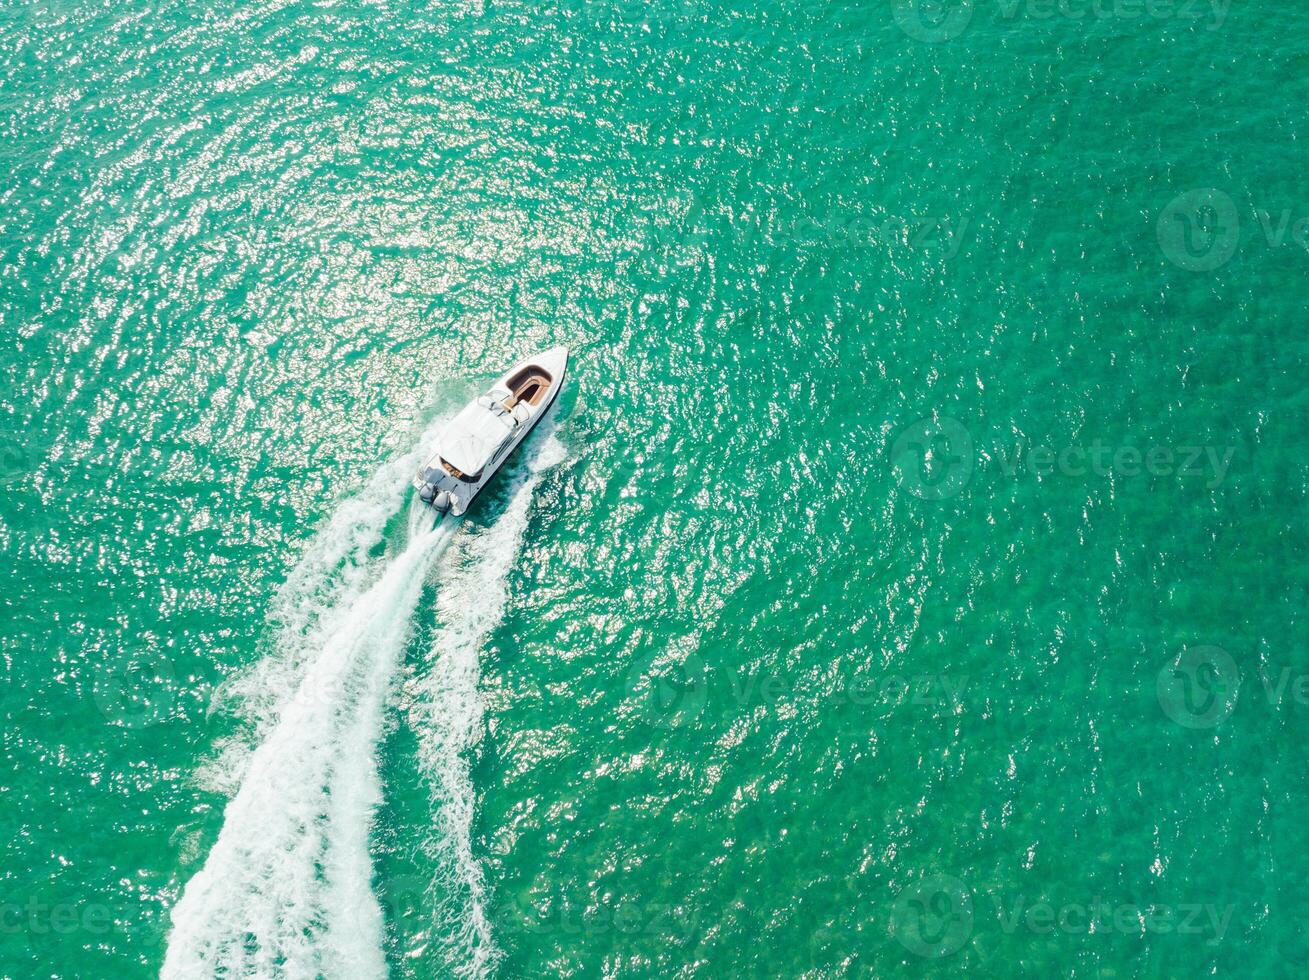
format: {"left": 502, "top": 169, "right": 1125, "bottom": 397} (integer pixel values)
{"left": 504, "top": 365, "right": 552, "bottom": 408}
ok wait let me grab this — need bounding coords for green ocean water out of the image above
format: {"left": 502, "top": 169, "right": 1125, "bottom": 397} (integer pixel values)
{"left": 4, "top": 0, "right": 1309, "bottom": 975}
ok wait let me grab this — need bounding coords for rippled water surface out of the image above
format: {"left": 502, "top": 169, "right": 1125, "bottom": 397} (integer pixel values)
{"left": 3, "top": 0, "right": 1309, "bottom": 976}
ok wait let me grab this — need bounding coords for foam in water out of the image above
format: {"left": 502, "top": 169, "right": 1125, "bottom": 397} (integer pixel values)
{"left": 164, "top": 519, "right": 456, "bottom": 978}
{"left": 198, "top": 420, "right": 448, "bottom": 796}
{"left": 167, "top": 410, "right": 566, "bottom": 978}
{"left": 411, "top": 424, "right": 568, "bottom": 978}
{"left": 166, "top": 410, "right": 451, "bottom": 978}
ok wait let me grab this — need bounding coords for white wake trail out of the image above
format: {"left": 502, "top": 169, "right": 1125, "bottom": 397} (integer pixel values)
{"left": 165, "top": 407, "right": 455, "bottom": 978}
{"left": 200, "top": 421, "right": 447, "bottom": 797}
{"left": 166, "top": 520, "right": 458, "bottom": 973}
{"left": 411, "top": 426, "right": 567, "bottom": 978}
{"left": 167, "top": 407, "right": 566, "bottom": 979}
{"left": 164, "top": 519, "right": 456, "bottom": 979}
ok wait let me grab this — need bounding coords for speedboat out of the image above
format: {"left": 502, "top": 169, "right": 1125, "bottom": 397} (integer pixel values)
{"left": 414, "top": 345, "right": 568, "bottom": 515}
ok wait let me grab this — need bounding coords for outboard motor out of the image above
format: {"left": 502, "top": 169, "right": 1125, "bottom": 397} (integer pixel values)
{"left": 414, "top": 467, "right": 454, "bottom": 513}
{"left": 419, "top": 487, "right": 451, "bottom": 512}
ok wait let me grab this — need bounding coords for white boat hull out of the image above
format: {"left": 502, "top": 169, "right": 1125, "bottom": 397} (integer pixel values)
{"left": 414, "top": 346, "right": 568, "bottom": 516}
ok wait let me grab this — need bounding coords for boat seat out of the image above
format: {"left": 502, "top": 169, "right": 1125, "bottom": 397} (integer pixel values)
{"left": 511, "top": 402, "right": 532, "bottom": 423}
{"left": 485, "top": 386, "right": 517, "bottom": 412}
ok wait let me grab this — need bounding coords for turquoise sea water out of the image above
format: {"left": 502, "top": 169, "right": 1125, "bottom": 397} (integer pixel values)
{"left": 4, "top": 0, "right": 1309, "bottom": 975}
